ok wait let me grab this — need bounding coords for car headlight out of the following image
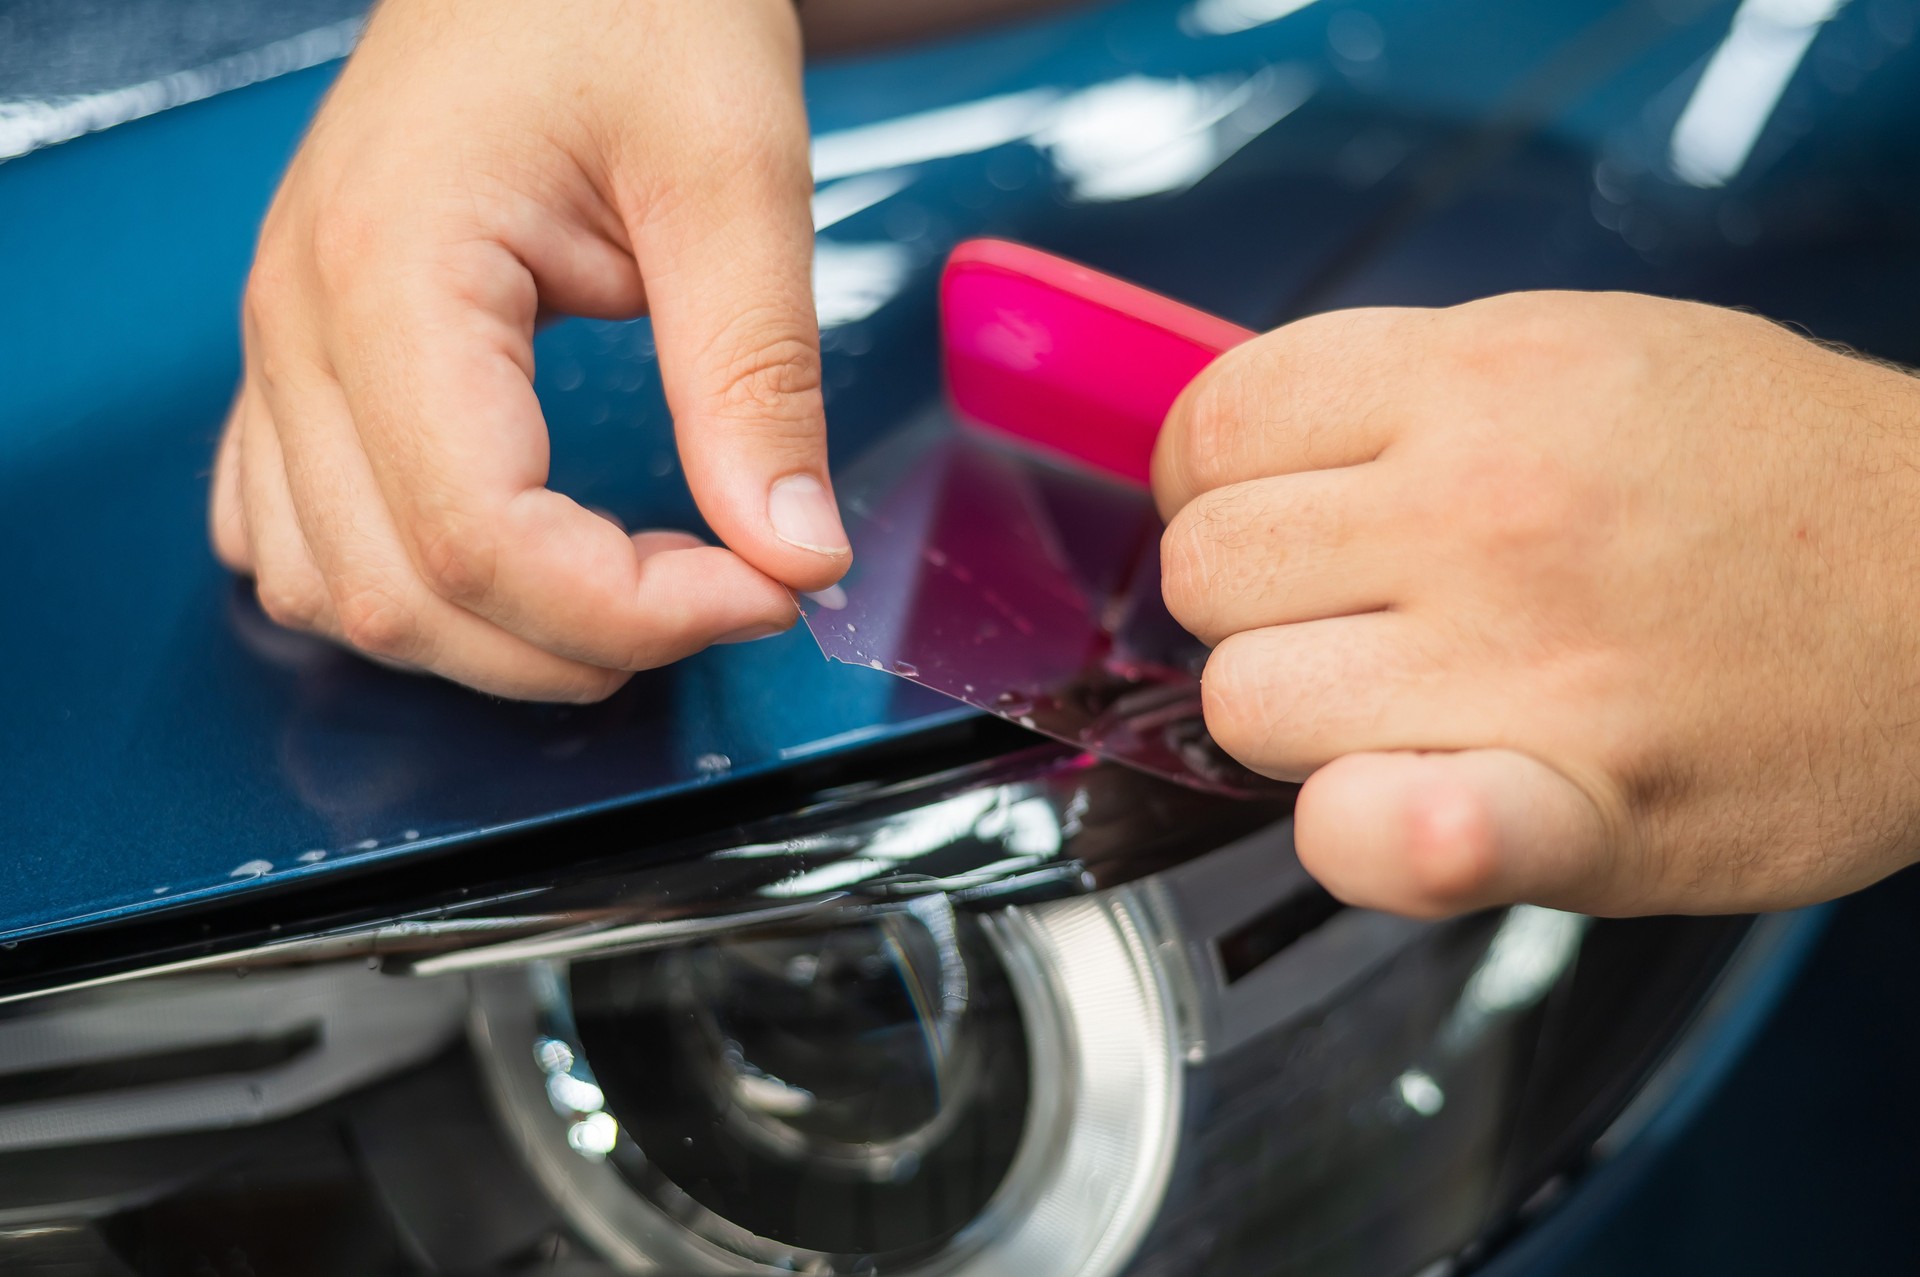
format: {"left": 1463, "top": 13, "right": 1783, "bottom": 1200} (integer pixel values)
{"left": 0, "top": 738, "right": 1784, "bottom": 1277}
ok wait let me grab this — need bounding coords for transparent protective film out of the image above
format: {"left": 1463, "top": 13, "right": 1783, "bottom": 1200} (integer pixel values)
{"left": 800, "top": 414, "right": 1286, "bottom": 798}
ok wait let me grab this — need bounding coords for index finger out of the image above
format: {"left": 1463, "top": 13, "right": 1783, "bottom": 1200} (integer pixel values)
{"left": 1151, "top": 306, "right": 1434, "bottom": 520}
{"left": 325, "top": 238, "right": 800, "bottom": 670}
{"left": 627, "top": 52, "right": 850, "bottom": 595}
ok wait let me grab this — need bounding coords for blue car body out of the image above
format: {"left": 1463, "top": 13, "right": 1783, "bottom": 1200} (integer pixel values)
{"left": 4, "top": 0, "right": 1919, "bottom": 1268}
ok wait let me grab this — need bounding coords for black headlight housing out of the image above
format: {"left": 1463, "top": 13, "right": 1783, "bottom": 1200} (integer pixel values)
{"left": 0, "top": 725, "right": 1781, "bottom": 1277}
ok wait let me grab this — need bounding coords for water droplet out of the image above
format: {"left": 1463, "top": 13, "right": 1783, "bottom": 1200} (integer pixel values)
{"left": 297, "top": 850, "right": 327, "bottom": 865}
{"left": 695, "top": 752, "right": 733, "bottom": 776}
{"left": 869, "top": 658, "right": 885, "bottom": 669}
{"left": 891, "top": 660, "right": 919, "bottom": 677}
{"left": 845, "top": 622, "right": 857, "bottom": 634}
{"left": 229, "top": 859, "right": 273, "bottom": 879}
{"left": 403, "top": 829, "right": 421, "bottom": 841}
{"left": 354, "top": 838, "right": 379, "bottom": 851}
{"left": 1017, "top": 715, "right": 1037, "bottom": 729}
{"left": 963, "top": 683, "right": 976, "bottom": 694}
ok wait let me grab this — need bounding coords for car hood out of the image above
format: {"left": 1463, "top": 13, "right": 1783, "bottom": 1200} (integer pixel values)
{"left": 0, "top": 0, "right": 1784, "bottom": 938}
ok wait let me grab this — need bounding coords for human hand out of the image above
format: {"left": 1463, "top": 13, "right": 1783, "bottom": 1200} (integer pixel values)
{"left": 209, "top": 0, "right": 844, "bottom": 702}
{"left": 1154, "top": 292, "right": 1920, "bottom": 917}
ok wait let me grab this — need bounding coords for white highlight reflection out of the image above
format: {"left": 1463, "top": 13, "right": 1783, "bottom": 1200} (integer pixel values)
{"left": 545, "top": 1070, "right": 606, "bottom": 1116}
{"left": 813, "top": 239, "right": 913, "bottom": 329}
{"left": 0, "top": 17, "right": 364, "bottom": 161}
{"left": 1462, "top": 905, "right": 1586, "bottom": 1016}
{"left": 1036, "top": 66, "right": 1314, "bottom": 202}
{"left": 762, "top": 788, "right": 1060, "bottom": 897}
{"left": 812, "top": 89, "right": 1063, "bottom": 184}
{"left": 1180, "top": 0, "right": 1322, "bottom": 38}
{"left": 1396, "top": 1068, "right": 1446, "bottom": 1117}
{"left": 1669, "top": 0, "right": 1850, "bottom": 188}
{"left": 1442, "top": 905, "right": 1588, "bottom": 1053}
{"left": 812, "top": 170, "right": 915, "bottom": 231}
{"left": 810, "top": 68, "right": 1312, "bottom": 207}
{"left": 567, "top": 1111, "right": 619, "bottom": 1160}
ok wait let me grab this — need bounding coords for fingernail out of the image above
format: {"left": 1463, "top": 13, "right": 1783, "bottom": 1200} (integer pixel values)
{"left": 716, "top": 621, "right": 791, "bottom": 644}
{"left": 767, "top": 473, "right": 850, "bottom": 556}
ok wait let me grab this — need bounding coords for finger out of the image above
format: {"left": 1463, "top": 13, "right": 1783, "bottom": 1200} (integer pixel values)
{"left": 1152, "top": 306, "right": 1436, "bottom": 519}
{"left": 210, "top": 395, "right": 252, "bottom": 572}
{"left": 321, "top": 237, "right": 799, "bottom": 671}
{"left": 627, "top": 59, "right": 849, "bottom": 593}
{"left": 257, "top": 343, "right": 648, "bottom": 702}
{"left": 237, "top": 387, "right": 338, "bottom": 639}
{"left": 1293, "top": 749, "right": 1620, "bottom": 919}
{"left": 1160, "top": 467, "right": 1403, "bottom": 645}
{"left": 1201, "top": 612, "right": 1471, "bottom": 780}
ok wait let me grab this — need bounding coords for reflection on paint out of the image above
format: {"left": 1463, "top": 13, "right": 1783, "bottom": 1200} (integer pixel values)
{"left": 757, "top": 787, "right": 1063, "bottom": 898}
{"left": 812, "top": 170, "right": 916, "bottom": 231}
{"left": 1669, "top": 0, "right": 1851, "bottom": 188}
{"left": 810, "top": 69, "right": 1313, "bottom": 205}
{"left": 0, "top": 16, "right": 364, "bottom": 161}
{"left": 1180, "top": 0, "right": 1323, "bottom": 38}
{"left": 811, "top": 89, "right": 1063, "bottom": 184}
{"left": 1036, "top": 66, "right": 1315, "bottom": 202}
{"left": 814, "top": 239, "right": 914, "bottom": 328}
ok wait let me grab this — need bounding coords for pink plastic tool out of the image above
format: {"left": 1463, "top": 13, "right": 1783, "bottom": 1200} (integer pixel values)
{"left": 797, "top": 240, "right": 1285, "bottom": 797}
{"left": 941, "top": 238, "right": 1255, "bottom": 485}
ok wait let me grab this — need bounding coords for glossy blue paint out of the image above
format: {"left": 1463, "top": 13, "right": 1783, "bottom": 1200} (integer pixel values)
{"left": 6, "top": 0, "right": 1912, "bottom": 948}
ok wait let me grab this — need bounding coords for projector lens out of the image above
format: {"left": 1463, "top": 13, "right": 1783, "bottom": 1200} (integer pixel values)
{"left": 568, "top": 897, "right": 1032, "bottom": 1260}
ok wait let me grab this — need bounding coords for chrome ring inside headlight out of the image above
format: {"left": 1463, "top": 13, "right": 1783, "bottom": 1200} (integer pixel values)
{"left": 468, "top": 887, "right": 1187, "bottom": 1276}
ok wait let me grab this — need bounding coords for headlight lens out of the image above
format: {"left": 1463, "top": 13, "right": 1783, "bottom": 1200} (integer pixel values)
{"left": 563, "top": 899, "right": 1033, "bottom": 1259}
{"left": 0, "top": 752, "right": 1787, "bottom": 1277}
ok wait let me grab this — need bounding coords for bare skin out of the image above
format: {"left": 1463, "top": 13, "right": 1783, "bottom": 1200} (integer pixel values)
{"left": 1153, "top": 293, "right": 1920, "bottom": 919}
{"left": 209, "top": 0, "right": 1083, "bottom": 701}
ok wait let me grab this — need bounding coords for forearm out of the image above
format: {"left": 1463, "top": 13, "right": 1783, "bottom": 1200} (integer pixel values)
{"left": 799, "top": 0, "right": 1099, "bottom": 53}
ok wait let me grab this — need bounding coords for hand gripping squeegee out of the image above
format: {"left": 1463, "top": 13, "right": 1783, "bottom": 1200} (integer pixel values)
{"left": 798, "top": 239, "right": 1281, "bottom": 796}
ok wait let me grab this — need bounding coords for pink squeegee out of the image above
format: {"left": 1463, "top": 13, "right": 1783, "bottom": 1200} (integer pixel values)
{"left": 941, "top": 238, "right": 1255, "bottom": 485}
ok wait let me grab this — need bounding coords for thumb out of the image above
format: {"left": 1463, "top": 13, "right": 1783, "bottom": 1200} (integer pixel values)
{"left": 1293, "top": 749, "right": 1626, "bottom": 918}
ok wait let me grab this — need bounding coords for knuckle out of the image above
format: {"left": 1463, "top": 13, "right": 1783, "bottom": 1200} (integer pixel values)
{"left": 1450, "top": 448, "right": 1588, "bottom": 567}
{"left": 1400, "top": 789, "right": 1501, "bottom": 913}
{"left": 707, "top": 328, "right": 823, "bottom": 430}
{"left": 210, "top": 517, "right": 251, "bottom": 573}
{"left": 242, "top": 258, "right": 299, "bottom": 343}
{"left": 308, "top": 200, "right": 384, "bottom": 295}
{"left": 1446, "top": 292, "right": 1617, "bottom": 382}
{"left": 255, "top": 571, "right": 326, "bottom": 631}
{"left": 1200, "top": 635, "right": 1271, "bottom": 761}
{"left": 411, "top": 512, "right": 499, "bottom": 605}
{"left": 1160, "top": 491, "right": 1243, "bottom": 633}
{"left": 1167, "top": 351, "right": 1253, "bottom": 492}
{"left": 334, "top": 579, "right": 421, "bottom": 659}
{"left": 1159, "top": 514, "right": 1206, "bottom": 626}
{"left": 558, "top": 667, "right": 633, "bottom": 705}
